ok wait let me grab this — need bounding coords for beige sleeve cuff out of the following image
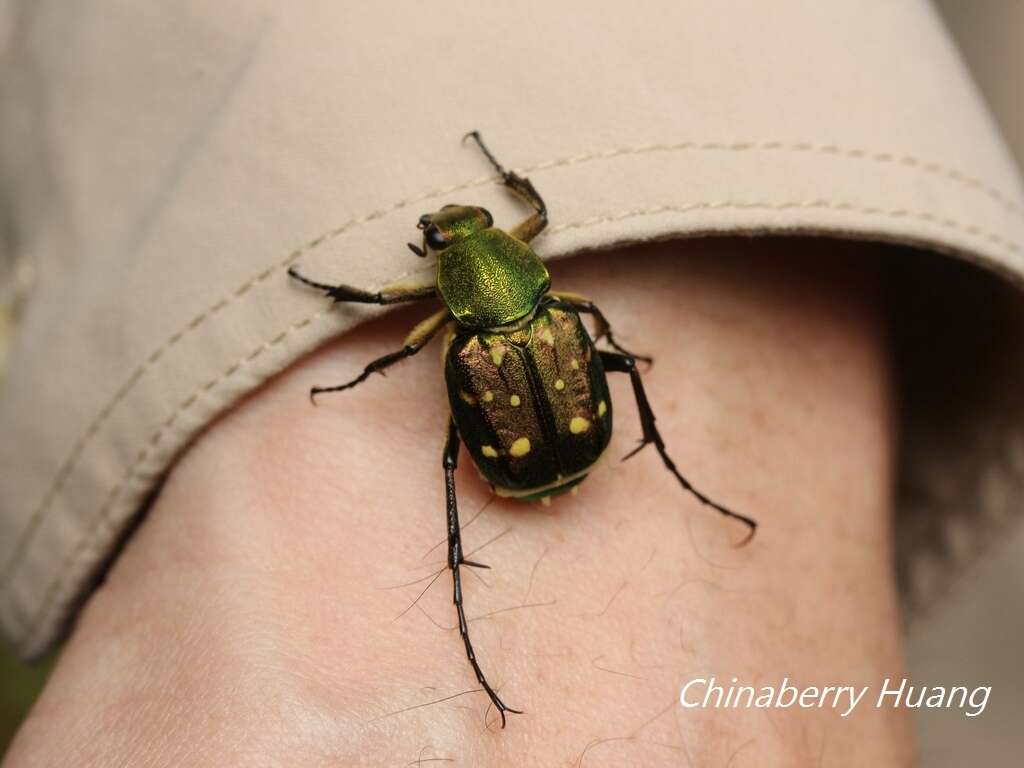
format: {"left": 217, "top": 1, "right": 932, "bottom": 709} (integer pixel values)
{"left": 2, "top": 0, "right": 1024, "bottom": 657}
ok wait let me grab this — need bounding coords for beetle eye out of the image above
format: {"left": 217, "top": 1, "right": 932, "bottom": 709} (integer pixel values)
{"left": 425, "top": 225, "right": 448, "bottom": 249}
{"left": 417, "top": 214, "right": 431, "bottom": 230}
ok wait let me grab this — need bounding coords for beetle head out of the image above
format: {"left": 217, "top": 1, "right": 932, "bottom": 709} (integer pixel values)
{"left": 408, "top": 204, "right": 493, "bottom": 257}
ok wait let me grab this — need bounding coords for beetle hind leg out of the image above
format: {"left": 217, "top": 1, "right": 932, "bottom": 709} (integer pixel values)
{"left": 443, "top": 418, "right": 522, "bottom": 727}
{"left": 600, "top": 351, "right": 757, "bottom": 545}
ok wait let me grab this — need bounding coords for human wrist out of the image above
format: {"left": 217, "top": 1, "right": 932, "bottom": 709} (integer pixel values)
{"left": 5, "top": 240, "right": 912, "bottom": 766}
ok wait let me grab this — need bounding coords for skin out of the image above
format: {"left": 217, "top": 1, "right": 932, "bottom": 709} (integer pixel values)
{"left": 3, "top": 238, "right": 913, "bottom": 767}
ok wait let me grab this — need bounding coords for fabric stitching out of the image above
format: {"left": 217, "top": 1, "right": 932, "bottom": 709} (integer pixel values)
{"left": 548, "top": 201, "right": 1020, "bottom": 252}
{"left": 530, "top": 141, "right": 1024, "bottom": 220}
{"left": 12, "top": 197, "right": 1023, "bottom": 650}
{"left": 2, "top": 138, "right": 1022, "bottom": 593}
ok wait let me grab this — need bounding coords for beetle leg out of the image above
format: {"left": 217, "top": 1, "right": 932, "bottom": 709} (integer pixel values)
{"left": 599, "top": 351, "right": 757, "bottom": 545}
{"left": 308, "top": 309, "right": 451, "bottom": 402}
{"left": 507, "top": 202, "right": 547, "bottom": 244}
{"left": 443, "top": 418, "right": 521, "bottom": 727}
{"left": 288, "top": 266, "right": 436, "bottom": 304}
{"left": 545, "top": 293, "right": 653, "bottom": 364}
{"left": 464, "top": 130, "right": 548, "bottom": 243}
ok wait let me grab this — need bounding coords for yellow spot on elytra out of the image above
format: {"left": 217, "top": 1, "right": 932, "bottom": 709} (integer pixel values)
{"left": 540, "top": 496, "right": 551, "bottom": 507}
{"left": 459, "top": 391, "right": 477, "bottom": 406}
{"left": 570, "top": 416, "right": 591, "bottom": 434}
{"left": 509, "top": 394, "right": 521, "bottom": 406}
{"left": 490, "top": 345, "right": 506, "bottom": 366}
{"left": 571, "top": 359, "right": 580, "bottom": 370}
{"left": 482, "top": 390, "right": 493, "bottom": 402}
{"left": 509, "top": 437, "right": 531, "bottom": 457}
{"left": 597, "top": 400, "right": 607, "bottom": 417}
{"left": 481, "top": 445, "right": 498, "bottom": 458}
{"left": 540, "top": 328, "right": 555, "bottom": 346}
{"left": 554, "top": 379, "right": 565, "bottom": 391}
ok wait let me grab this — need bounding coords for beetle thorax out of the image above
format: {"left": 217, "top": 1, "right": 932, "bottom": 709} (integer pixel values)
{"left": 437, "top": 228, "right": 550, "bottom": 329}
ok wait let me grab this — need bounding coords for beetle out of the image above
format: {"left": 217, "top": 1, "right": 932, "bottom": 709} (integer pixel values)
{"left": 287, "top": 132, "right": 756, "bottom": 727}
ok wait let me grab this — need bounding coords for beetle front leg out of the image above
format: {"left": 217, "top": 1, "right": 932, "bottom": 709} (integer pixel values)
{"left": 599, "top": 351, "right": 757, "bottom": 544}
{"left": 464, "top": 131, "right": 548, "bottom": 243}
{"left": 288, "top": 266, "right": 436, "bottom": 304}
{"left": 546, "top": 292, "right": 653, "bottom": 364}
{"left": 443, "top": 418, "right": 521, "bottom": 727}
{"left": 308, "top": 309, "right": 451, "bottom": 401}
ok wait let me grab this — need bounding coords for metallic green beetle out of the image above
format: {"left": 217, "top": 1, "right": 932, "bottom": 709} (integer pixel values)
{"left": 288, "top": 132, "right": 756, "bottom": 727}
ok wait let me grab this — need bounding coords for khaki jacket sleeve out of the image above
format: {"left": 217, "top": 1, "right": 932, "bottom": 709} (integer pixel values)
{"left": 2, "top": 0, "right": 1024, "bottom": 658}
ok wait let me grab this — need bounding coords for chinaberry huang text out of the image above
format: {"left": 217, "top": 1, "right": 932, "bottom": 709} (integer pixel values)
{"left": 680, "top": 677, "right": 990, "bottom": 718}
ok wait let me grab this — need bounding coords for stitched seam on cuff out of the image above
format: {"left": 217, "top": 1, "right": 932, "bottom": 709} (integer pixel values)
{"left": 10, "top": 197, "right": 1023, "bottom": 651}
{"left": 532, "top": 141, "right": 1024, "bottom": 220}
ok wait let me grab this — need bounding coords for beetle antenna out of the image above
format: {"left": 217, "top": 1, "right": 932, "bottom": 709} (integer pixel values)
{"left": 408, "top": 242, "right": 426, "bottom": 257}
